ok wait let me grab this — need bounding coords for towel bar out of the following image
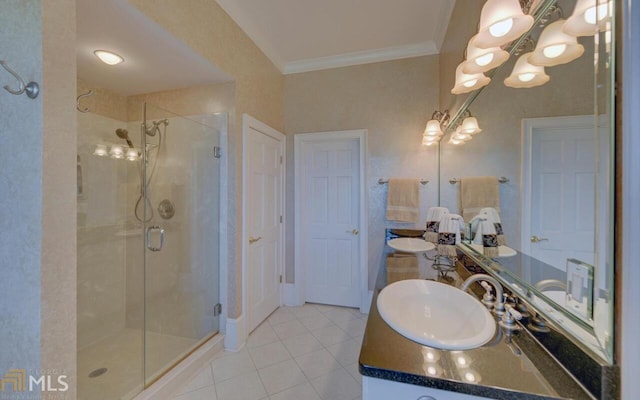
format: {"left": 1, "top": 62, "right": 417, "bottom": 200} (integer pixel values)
{"left": 449, "top": 177, "right": 509, "bottom": 184}
{"left": 378, "top": 178, "right": 429, "bottom": 185}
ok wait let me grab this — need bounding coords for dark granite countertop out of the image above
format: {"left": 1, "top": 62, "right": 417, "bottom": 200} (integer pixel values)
{"left": 359, "top": 232, "right": 595, "bottom": 400}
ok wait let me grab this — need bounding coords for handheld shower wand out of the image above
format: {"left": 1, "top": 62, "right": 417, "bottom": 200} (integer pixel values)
{"left": 115, "top": 128, "right": 134, "bottom": 148}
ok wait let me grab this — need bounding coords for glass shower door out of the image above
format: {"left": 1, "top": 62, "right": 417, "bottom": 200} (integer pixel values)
{"left": 141, "top": 102, "right": 222, "bottom": 384}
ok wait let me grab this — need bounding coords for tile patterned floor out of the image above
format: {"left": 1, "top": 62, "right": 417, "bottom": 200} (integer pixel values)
{"left": 172, "top": 304, "right": 367, "bottom": 400}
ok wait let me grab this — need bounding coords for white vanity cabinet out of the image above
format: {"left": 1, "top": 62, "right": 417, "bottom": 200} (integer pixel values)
{"left": 363, "top": 376, "right": 493, "bottom": 400}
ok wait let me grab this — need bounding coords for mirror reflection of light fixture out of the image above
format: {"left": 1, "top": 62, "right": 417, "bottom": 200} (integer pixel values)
{"left": 460, "top": 116, "right": 482, "bottom": 135}
{"left": 529, "top": 20, "right": 585, "bottom": 66}
{"left": 126, "top": 148, "right": 139, "bottom": 161}
{"left": 94, "top": 50, "right": 124, "bottom": 66}
{"left": 109, "top": 144, "right": 124, "bottom": 159}
{"left": 93, "top": 144, "right": 108, "bottom": 157}
{"left": 422, "top": 135, "right": 440, "bottom": 146}
{"left": 462, "top": 35, "right": 510, "bottom": 74}
{"left": 451, "top": 63, "right": 491, "bottom": 94}
{"left": 563, "top": 0, "right": 612, "bottom": 37}
{"left": 504, "top": 53, "right": 550, "bottom": 88}
{"left": 474, "top": 0, "right": 534, "bottom": 49}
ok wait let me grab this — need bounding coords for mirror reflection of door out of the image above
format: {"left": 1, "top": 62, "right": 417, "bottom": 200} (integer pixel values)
{"left": 523, "top": 116, "right": 595, "bottom": 271}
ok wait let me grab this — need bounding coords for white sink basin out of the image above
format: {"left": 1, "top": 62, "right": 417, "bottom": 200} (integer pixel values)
{"left": 387, "top": 238, "right": 435, "bottom": 253}
{"left": 377, "top": 279, "right": 496, "bottom": 350}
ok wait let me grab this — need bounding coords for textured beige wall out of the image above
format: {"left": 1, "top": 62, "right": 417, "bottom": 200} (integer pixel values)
{"left": 77, "top": 79, "right": 128, "bottom": 122}
{"left": 284, "top": 56, "right": 440, "bottom": 288}
{"left": 127, "top": 82, "right": 235, "bottom": 120}
{"left": 128, "top": 0, "right": 284, "bottom": 318}
{"left": 438, "top": 0, "right": 594, "bottom": 248}
{"left": 42, "top": 0, "right": 77, "bottom": 398}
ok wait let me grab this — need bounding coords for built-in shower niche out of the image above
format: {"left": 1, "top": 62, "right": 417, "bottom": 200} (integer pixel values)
{"left": 76, "top": 83, "right": 228, "bottom": 399}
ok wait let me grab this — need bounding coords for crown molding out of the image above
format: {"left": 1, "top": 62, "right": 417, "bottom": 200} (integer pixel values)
{"left": 283, "top": 42, "right": 439, "bottom": 75}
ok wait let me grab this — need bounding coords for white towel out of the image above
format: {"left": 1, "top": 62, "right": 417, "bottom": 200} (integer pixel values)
{"left": 386, "top": 178, "right": 420, "bottom": 223}
{"left": 479, "top": 207, "right": 506, "bottom": 246}
{"left": 437, "top": 214, "right": 465, "bottom": 257}
{"left": 424, "top": 207, "right": 449, "bottom": 243}
{"left": 459, "top": 176, "right": 501, "bottom": 221}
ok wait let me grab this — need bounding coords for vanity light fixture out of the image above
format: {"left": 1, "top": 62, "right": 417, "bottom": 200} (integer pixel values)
{"left": 474, "top": 0, "right": 534, "bottom": 49}
{"left": 504, "top": 52, "right": 550, "bottom": 88}
{"left": 563, "top": 0, "right": 612, "bottom": 37}
{"left": 422, "top": 110, "right": 450, "bottom": 146}
{"left": 462, "top": 35, "right": 510, "bottom": 74}
{"left": 529, "top": 20, "right": 585, "bottom": 66}
{"left": 451, "top": 63, "right": 491, "bottom": 94}
{"left": 94, "top": 50, "right": 124, "bottom": 66}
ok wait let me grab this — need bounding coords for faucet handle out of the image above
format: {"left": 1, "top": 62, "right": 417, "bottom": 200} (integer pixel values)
{"left": 480, "top": 281, "right": 495, "bottom": 309}
{"left": 499, "top": 304, "right": 523, "bottom": 331}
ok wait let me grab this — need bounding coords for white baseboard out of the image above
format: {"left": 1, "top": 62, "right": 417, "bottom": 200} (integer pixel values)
{"left": 132, "top": 335, "right": 224, "bottom": 400}
{"left": 360, "top": 290, "right": 374, "bottom": 315}
{"left": 283, "top": 283, "right": 304, "bottom": 306}
{"left": 224, "top": 314, "right": 246, "bottom": 351}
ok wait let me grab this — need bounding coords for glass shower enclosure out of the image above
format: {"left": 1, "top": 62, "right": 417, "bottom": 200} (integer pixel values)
{"left": 77, "top": 101, "right": 224, "bottom": 400}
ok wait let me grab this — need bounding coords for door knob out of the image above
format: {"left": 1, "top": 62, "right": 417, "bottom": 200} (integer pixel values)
{"left": 346, "top": 229, "right": 359, "bottom": 235}
{"left": 530, "top": 235, "right": 549, "bottom": 243}
{"left": 249, "top": 236, "right": 262, "bottom": 244}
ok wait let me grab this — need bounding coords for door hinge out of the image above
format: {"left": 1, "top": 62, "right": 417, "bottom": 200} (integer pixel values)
{"left": 280, "top": 155, "right": 283, "bottom": 164}
{"left": 213, "top": 146, "right": 222, "bottom": 158}
{"left": 279, "top": 275, "right": 283, "bottom": 283}
{"left": 280, "top": 215, "right": 283, "bottom": 223}
{"left": 213, "top": 303, "right": 222, "bottom": 317}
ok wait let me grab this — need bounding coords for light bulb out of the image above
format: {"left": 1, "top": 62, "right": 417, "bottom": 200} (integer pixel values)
{"left": 518, "top": 73, "right": 536, "bottom": 82}
{"left": 543, "top": 44, "right": 567, "bottom": 58}
{"left": 489, "top": 18, "right": 514, "bottom": 38}
{"left": 463, "top": 79, "right": 478, "bottom": 88}
{"left": 475, "top": 53, "right": 494, "bottom": 66}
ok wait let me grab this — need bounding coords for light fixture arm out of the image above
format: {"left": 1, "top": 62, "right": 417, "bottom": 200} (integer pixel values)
{"left": 431, "top": 110, "right": 451, "bottom": 126}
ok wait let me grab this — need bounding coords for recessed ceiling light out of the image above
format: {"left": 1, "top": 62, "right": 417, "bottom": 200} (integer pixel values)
{"left": 94, "top": 50, "right": 124, "bottom": 66}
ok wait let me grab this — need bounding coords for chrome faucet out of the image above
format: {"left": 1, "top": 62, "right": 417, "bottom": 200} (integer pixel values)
{"left": 461, "top": 274, "right": 505, "bottom": 315}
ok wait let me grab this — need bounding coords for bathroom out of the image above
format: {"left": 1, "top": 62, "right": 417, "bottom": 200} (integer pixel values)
{"left": 0, "top": 0, "right": 638, "bottom": 399}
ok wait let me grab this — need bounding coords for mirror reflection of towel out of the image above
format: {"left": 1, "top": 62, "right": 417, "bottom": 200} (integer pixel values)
{"left": 459, "top": 176, "right": 500, "bottom": 221}
{"left": 474, "top": 218, "right": 499, "bottom": 257}
{"left": 481, "top": 207, "right": 506, "bottom": 246}
{"left": 386, "top": 253, "right": 419, "bottom": 284}
{"left": 386, "top": 178, "right": 420, "bottom": 223}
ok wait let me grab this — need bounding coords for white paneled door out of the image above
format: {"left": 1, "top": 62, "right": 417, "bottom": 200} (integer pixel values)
{"left": 299, "top": 135, "right": 362, "bottom": 307}
{"left": 244, "top": 115, "right": 284, "bottom": 334}
{"left": 523, "top": 116, "right": 596, "bottom": 271}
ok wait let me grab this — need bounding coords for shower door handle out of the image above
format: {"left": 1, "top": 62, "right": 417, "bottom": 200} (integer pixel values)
{"left": 146, "top": 225, "right": 165, "bottom": 251}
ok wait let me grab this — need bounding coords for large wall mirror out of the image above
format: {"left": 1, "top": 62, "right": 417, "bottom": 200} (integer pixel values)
{"left": 438, "top": 0, "right": 615, "bottom": 363}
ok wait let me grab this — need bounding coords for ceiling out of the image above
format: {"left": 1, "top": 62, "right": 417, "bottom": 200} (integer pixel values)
{"left": 77, "top": 0, "right": 231, "bottom": 96}
{"left": 76, "top": 0, "right": 455, "bottom": 95}
{"left": 215, "top": 0, "right": 456, "bottom": 74}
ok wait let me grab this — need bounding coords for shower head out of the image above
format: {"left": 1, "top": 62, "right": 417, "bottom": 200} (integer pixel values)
{"left": 115, "top": 128, "right": 134, "bottom": 148}
{"left": 145, "top": 119, "right": 169, "bottom": 136}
